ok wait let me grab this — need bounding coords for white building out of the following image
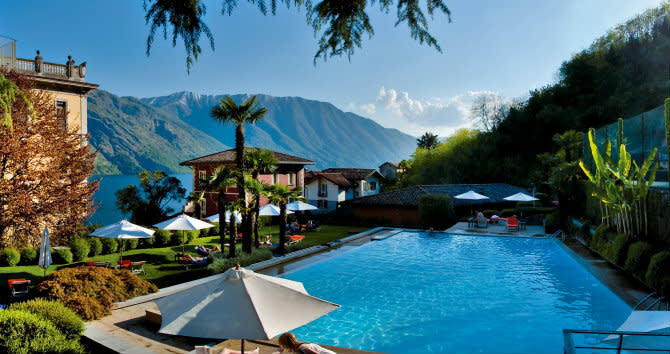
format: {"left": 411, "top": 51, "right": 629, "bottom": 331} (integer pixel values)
{"left": 304, "top": 168, "right": 384, "bottom": 212}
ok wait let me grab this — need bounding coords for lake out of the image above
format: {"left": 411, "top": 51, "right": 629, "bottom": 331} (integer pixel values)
{"left": 87, "top": 174, "right": 192, "bottom": 225}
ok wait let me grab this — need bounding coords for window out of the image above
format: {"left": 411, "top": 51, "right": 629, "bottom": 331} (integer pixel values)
{"left": 199, "top": 171, "right": 207, "bottom": 186}
{"left": 369, "top": 181, "right": 377, "bottom": 190}
{"left": 318, "top": 182, "right": 327, "bottom": 197}
{"left": 273, "top": 173, "right": 279, "bottom": 185}
{"left": 200, "top": 200, "right": 206, "bottom": 216}
{"left": 362, "top": 181, "right": 368, "bottom": 191}
{"left": 288, "top": 173, "right": 295, "bottom": 186}
{"left": 317, "top": 200, "right": 328, "bottom": 209}
{"left": 55, "top": 100, "right": 67, "bottom": 128}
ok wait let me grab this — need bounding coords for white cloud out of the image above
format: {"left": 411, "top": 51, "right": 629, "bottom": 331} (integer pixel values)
{"left": 350, "top": 87, "right": 507, "bottom": 137}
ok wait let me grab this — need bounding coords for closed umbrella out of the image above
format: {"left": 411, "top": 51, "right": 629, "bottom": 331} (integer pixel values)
{"left": 90, "top": 219, "right": 155, "bottom": 260}
{"left": 454, "top": 190, "right": 489, "bottom": 216}
{"left": 38, "top": 227, "right": 52, "bottom": 277}
{"left": 503, "top": 192, "right": 539, "bottom": 218}
{"left": 258, "top": 204, "right": 294, "bottom": 216}
{"left": 154, "top": 214, "right": 214, "bottom": 254}
{"left": 206, "top": 211, "right": 242, "bottom": 224}
{"left": 155, "top": 265, "right": 340, "bottom": 353}
{"left": 286, "top": 200, "right": 318, "bottom": 211}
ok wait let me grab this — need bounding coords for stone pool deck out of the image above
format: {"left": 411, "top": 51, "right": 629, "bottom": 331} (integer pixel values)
{"left": 445, "top": 221, "right": 547, "bottom": 237}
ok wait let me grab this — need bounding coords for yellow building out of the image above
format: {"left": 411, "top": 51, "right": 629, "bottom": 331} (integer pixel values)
{"left": 1, "top": 36, "right": 98, "bottom": 136}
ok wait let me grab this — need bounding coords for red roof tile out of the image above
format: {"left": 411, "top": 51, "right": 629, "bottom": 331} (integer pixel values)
{"left": 180, "top": 148, "right": 315, "bottom": 166}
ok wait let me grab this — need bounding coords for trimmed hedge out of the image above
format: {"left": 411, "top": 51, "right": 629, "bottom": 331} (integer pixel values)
{"left": 418, "top": 194, "right": 456, "bottom": 229}
{"left": 579, "top": 220, "right": 592, "bottom": 243}
{"left": 0, "top": 309, "right": 84, "bottom": 354}
{"left": 0, "top": 248, "right": 21, "bottom": 267}
{"left": 610, "top": 233, "right": 631, "bottom": 267}
{"left": 34, "top": 266, "right": 158, "bottom": 320}
{"left": 124, "top": 238, "right": 139, "bottom": 250}
{"left": 624, "top": 241, "right": 654, "bottom": 280}
{"left": 543, "top": 211, "right": 560, "bottom": 234}
{"left": 8, "top": 299, "right": 84, "bottom": 339}
{"left": 646, "top": 251, "right": 670, "bottom": 297}
{"left": 68, "top": 238, "right": 90, "bottom": 262}
{"left": 154, "top": 229, "right": 171, "bottom": 247}
{"left": 20, "top": 248, "right": 37, "bottom": 265}
{"left": 101, "top": 238, "right": 118, "bottom": 254}
{"left": 208, "top": 223, "right": 220, "bottom": 236}
{"left": 87, "top": 237, "right": 102, "bottom": 256}
{"left": 52, "top": 248, "right": 73, "bottom": 264}
{"left": 208, "top": 248, "right": 272, "bottom": 274}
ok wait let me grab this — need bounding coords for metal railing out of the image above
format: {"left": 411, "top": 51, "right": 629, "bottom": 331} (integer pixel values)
{"left": 563, "top": 329, "right": 670, "bottom": 354}
{"left": 552, "top": 229, "right": 565, "bottom": 240}
{"left": 634, "top": 292, "right": 669, "bottom": 311}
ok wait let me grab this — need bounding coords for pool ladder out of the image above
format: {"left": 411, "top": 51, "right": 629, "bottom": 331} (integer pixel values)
{"left": 634, "top": 292, "right": 669, "bottom": 311}
{"left": 552, "top": 229, "right": 566, "bottom": 240}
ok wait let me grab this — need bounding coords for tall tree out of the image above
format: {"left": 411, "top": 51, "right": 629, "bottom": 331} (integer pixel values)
{"left": 144, "top": 0, "right": 451, "bottom": 71}
{"left": 665, "top": 98, "right": 670, "bottom": 190}
{"left": 210, "top": 95, "right": 267, "bottom": 253}
{"left": 267, "top": 184, "right": 303, "bottom": 254}
{"left": 245, "top": 148, "right": 278, "bottom": 248}
{"left": 203, "top": 166, "right": 238, "bottom": 255}
{"left": 0, "top": 70, "right": 98, "bottom": 248}
{"left": 115, "top": 170, "right": 186, "bottom": 226}
{"left": 416, "top": 132, "right": 440, "bottom": 149}
{"left": 469, "top": 93, "right": 510, "bottom": 132}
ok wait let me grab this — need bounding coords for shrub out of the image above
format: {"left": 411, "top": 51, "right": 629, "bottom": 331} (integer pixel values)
{"left": 208, "top": 222, "right": 220, "bottom": 236}
{"left": 418, "top": 194, "right": 455, "bottom": 229}
{"left": 482, "top": 209, "right": 500, "bottom": 217}
{"left": 646, "top": 251, "right": 670, "bottom": 297}
{"left": 101, "top": 238, "right": 118, "bottom": 254}
{"left": 155, "top": 229, "right": 171, "bottom": 247}
{"left": 208, "top": 247, "right": 272, "bottom": 274}
{"left": 68, "top": 238, "right": 90, "bottom": 262}
{"left": 610, "top": 233, "right": 632, "bottom": 266}
{"left": 0, "top": 248, "right": 21, "bottom": 267}
{"left": 0, "top": 309, "right": 84, "bottom": 354}
{"left": 20, "top": 248, "right": 37, "bottom": 265}
{"left": 171, "top": 231, "right": 184, "bottom": 246}
{"left": 124, "top": 238, "right": 139, "bottom": 250}
{"left": 579, "top": 220, "right": 592, "bottom": 243}
{"left": 499, "top": 208, "right": 517, "bottom": 217}
{"left": 199, "top": 229, "right": 209, "bottom": 238}
{"left": 52, "top": 248, "right": 73, "bottom": 264}
{"left": 142, "top": 235, "right": 155, "bottom": 248}
{"left": 624, "top": 241, "right": 654, "bottom": 279}
{"left": 590, "top": 224, "right": 609, "bottom": 250}
{"left": 8, "top": 299, "right": 84, "bottom": 338}
{"left": 543, "top": 212, "right": 560, "bottom": 234}
{"left": 186, "top": 230, "right": 198, "bottom": 244}
{"left": 34, "top": 266, "right": 158, "bottom": 320}
{"left": 87, "top": 237, "right": 102, "bottom": 256}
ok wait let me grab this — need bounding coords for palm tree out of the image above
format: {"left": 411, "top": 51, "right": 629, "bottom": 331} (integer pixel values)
{"left": 267, "top": 184, "right": 303, "bottom": 254}
{"left": 417, "top": 132, "right": 439, "bottom": 149}
{"left": 245, "top": 148, "right": 279, "bottom": 248}
{"left": 244, "top": 175, "right": 270, "bottom": 249}
{"left": 204, "top": 166, "right": 238, "bottom": 255}
{"left": 210, "top": 95, "right": 267, "bottom": 253}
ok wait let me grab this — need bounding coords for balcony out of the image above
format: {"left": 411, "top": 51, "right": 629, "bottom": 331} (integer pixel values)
{"left": 1, "top": 37, "right": 88, "bottom": 83}
{"left": 318, "top": 190, "right": 328, "bottom": 197}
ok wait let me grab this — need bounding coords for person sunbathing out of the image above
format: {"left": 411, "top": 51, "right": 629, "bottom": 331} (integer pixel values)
{"left": 183, "top": 254, "right": 208, "bottom": 266}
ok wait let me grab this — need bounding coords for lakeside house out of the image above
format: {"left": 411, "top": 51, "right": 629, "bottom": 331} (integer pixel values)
{"left": 379, "top": 161, "right": 403, "bottom": 180}
{"left": 180, "top": 148, "right": 314, "bottom": 217}
{"left": 342, "top": 183, "right": 529, "bottom": 226}
{"left": 304, "top": 168, "right": 384, "bottom": 212}
{"left": 1, "top": 36, "right": 98, "bottom": 137}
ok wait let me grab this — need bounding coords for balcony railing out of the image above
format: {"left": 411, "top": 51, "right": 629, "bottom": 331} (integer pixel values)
{"left": 318, "top": 190, "right": 328, "bottom": 197}
{"left": 12, "top": 51, "right": 87, "bottom": 82}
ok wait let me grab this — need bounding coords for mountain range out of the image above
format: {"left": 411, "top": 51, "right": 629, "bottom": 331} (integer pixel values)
{"left": 88, "top": 90, "right": 417, "bottom": 175}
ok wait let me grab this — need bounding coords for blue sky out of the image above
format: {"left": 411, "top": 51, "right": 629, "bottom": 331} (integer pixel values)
{"left": 1, "top": 0, "right": 663, "bottom": 136}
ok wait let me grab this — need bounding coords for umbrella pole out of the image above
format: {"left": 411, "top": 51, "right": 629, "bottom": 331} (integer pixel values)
{"left": 182, "top": 230, "right": 185, "bottom": 254}
{"left": 241, "top": 339, "right": 245, "bottom": 354}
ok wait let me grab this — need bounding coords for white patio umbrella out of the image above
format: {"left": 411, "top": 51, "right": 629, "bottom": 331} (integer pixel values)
{"left": 154, "top": 214, "right": 214, "bottom": 254}
{"left": 503, "top": 192, "right": 539, "bottom": 218}
{"left": 258, "top": 204, "right": 294, "bottom": 216}
{"left": 454, "top": 190, "right": 489, "bottom": 216}
{"left": 90, "top": 219, "right": 155, "bottom": 260}
{"left": 38, "top": 227, "right": 52, "bottom": 277}
{"left": 206, "top": 211, "right": 242, "bottom": 224}
{"left": 155, "top": 266, "right": 340, "bottom": 353}
{"left": 602, "top": 311, "right": 670, "bottom": 350}
{"left": 286, "top": 200, "right": 318, "bottom": 211}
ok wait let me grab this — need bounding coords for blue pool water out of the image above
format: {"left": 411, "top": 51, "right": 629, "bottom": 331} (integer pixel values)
{"left": 283, "top": 232, "right": 631, "bottom": 353}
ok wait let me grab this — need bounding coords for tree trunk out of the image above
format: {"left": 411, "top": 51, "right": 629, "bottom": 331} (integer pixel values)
{"left": 278, "top": 206, "right": 287, "bottom": 254}
{"left": 228, "top": 211, "right": 237, "bottom": 258}
{"left": 253, "top": 194, "right": 261, "bottom": 248}
{"left": 236, "top": 124, "right": 251, "bottom": 253}
{"left": 218, "top": 205, "right": 226, "bottom": 253}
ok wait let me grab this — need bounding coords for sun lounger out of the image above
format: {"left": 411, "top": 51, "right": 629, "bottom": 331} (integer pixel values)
{"left": 131, "top": 261, "right": 146, "bottom": 275}
{"left": 8, "top": 278, "right": 31, "bottom": 298}
{"left": 118, "top": 259, "right": 132, "bottom": 269}
{"left": 507, "top": 217, "right": 519, "bottom": 232}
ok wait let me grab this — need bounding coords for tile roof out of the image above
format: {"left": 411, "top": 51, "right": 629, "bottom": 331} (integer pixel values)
{"left": 344, "top": 183, "right": 528, "bottom": 208}
{"left": 379, "top": 161, "right": 399, "bottom": 168}
{"left": 320, "top": 168, "right": 383, "bottom": 181}
{"left": 305, "top": 172, "right": 351, "bottom": 187}
{"left": 180, "top": 148, "right": 315, "bottom": 166}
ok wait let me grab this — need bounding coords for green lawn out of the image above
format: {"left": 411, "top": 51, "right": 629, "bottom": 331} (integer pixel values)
{"left": 0, "top": 224, "right": 368, "bottom": 303}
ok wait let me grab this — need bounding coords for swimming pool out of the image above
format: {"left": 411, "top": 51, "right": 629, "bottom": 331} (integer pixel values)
{"left": 282, "top": 232, "right": 631, "bottom": 353}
